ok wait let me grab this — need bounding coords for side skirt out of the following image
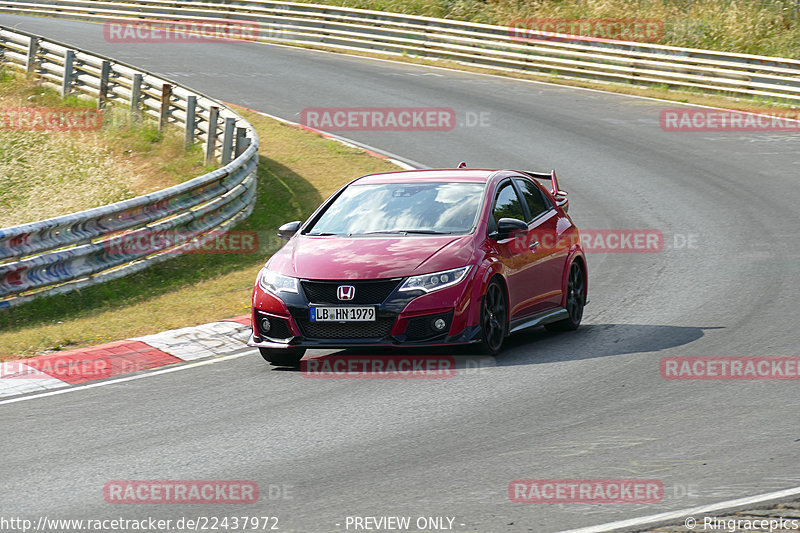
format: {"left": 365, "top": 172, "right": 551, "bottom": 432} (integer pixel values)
{"left": 508, "top": 307, "right": 568, "bottom": 335}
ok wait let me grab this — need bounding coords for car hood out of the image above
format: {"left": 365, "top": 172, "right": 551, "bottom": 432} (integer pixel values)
{"left": 268, "top": 234, "right": 475, "bottom": 280}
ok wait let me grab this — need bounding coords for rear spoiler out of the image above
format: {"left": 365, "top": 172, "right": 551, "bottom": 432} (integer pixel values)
{"left": 520, "top": 170, "right": 569, "bottom": 212}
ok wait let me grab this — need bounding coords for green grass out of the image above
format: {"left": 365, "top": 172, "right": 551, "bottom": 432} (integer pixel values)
{"left": 0, "top": 108, "right": 399, "bottom": 358}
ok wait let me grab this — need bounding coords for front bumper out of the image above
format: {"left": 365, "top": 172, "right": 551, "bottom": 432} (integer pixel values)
{"left": 247, "top": 329, "right": 480, "bottom": 350}
{"left": 248, "top": 277, "right": 479, "bottom": 349}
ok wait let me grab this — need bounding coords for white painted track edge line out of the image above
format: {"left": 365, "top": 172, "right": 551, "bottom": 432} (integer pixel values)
{"left": 561, "top": 485, "right": 800, "bottom": 533}
{"left": 0, "top": 348, "right": 255, "bottom": 406}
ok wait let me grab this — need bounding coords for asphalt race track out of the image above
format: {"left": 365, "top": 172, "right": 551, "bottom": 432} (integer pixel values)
{"left": 2, "top": 14, "right": 800, "bottom": 533}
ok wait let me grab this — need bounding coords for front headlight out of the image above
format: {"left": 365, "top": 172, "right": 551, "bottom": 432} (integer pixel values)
{"left": 399, "top": 266, "right": 472, "bottom": 293}
{"left": 258, "top": 268, "right": 299, "bottom": 295}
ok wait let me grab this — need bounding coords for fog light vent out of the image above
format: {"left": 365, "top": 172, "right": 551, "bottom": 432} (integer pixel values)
{"left": 404, "top": 311, "right": 454, "bottom": 341}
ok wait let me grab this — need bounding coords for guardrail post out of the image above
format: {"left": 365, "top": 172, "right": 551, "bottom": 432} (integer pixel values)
{"left": 221, "top": 117, "right": 236, "bottom": 164}
{"left": 235, "top": 127, "right": 249, "bottom": 157}
{"left": 0, "top": 26, "right": 260, "bottom": 306}
{"left": 130, "top": 73, "right": 142, "bottom": 118}
{"left": 26, "top": 37, "right": 39, "bottom": 74}
{"left": 185, "top": 95, "right": 197, "bottom": 149}
{"left": 205, "top": 106, "right": 220, "bottom": 165}
{"left": 98, "top": 60, "right": 111, "bottom": 109}
{"left": 61, "top": 49, "right": 75, "bottom": 97}
{"left": 159, "top": 83, "right": 172, "bottom": 131}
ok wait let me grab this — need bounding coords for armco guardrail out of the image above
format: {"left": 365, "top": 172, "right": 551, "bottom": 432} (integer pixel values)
{"left": 1, "top": 0, "right": 800, "bottom": 103}
{"left": 0, "top": 25, "right": 259, "bottom": 309}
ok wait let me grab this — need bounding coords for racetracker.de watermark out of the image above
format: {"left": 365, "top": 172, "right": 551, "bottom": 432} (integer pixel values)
{"left": 301, "top": 355, "right": 456, "bottom": 379}
{"left": 661, "top": 356, "right": 800, "bottom": 380}
{"left": 660, "top": 108, "right": 800, "bottom": 132}
{"left": 0, "top": 107, "right": 102, "bottom": 131}
{"left": 506, "top": 229, "right": 665, "bottom": 254}
{"left": 300, "top": 107, "right": 464, "bottom": 131}
{"left": 3, "top": 358, "right": 122, "bottom": 381}
{"left": 580, "top": 229, "right": 664, "bottom": 253}
{"left": 508, "top": 18, "right": 663, "bottom": 43}
{"left": 104, "top": 19, "right": 263, "bottom": 42}
{"left": 103, "top": 481, "right": 259, "bottom": 504}
{"left": 509, "top": 479, "right": 664, "bottom": 503}
{"left": 104, "top": 230, "right": 259, "bottom": 255}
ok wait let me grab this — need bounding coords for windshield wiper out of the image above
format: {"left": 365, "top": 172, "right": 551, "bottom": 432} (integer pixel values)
{"left": 305, "top": 232, "right": 340, "bottom": 236}
{"left": 359, "top": 229, "right": 453, "bottom": 235}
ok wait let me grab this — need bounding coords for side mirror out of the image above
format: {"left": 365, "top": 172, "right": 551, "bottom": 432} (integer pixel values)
{"left": 277, "top": 220, "right": 301, "bottom": 240}
{"left": 495, "top": 218, "right": 528, "bottom": 240}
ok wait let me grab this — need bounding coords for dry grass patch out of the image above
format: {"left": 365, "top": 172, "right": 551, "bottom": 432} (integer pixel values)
{"left": 0, "top": 69, "right": 208, "bottom": 227}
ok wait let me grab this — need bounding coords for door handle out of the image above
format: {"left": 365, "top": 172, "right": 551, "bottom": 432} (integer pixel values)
{"left": 529, "top": 241, "right": 540, "bottom": 250}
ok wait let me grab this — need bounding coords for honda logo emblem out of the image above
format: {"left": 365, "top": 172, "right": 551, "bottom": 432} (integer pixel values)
{"left": 337, "top": 285, "right": 355, "bottom": 301}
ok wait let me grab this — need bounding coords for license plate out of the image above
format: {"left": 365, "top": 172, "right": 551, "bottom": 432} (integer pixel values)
{"left": 310, "top": 306, "right": 376, "bottom": 322}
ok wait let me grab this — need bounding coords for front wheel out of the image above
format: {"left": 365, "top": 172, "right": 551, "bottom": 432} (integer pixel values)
{"left": 473, "top": 278, "right": 508, "bottom": 356}
{"left": 545, "top": 261, "right": 586, "bottom": 332}
{"left": 259, "top": 347, "right": 306, "bottom": 367}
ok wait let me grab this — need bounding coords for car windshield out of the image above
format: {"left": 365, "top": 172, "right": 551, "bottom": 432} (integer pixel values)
{"left": 305, "top": 181, "right": 484, "bottom": 236}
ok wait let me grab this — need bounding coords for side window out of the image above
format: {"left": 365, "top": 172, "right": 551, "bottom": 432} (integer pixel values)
{"left": 492, "top": 182, "right": 526, "bottom": 225}
{"left": 515, "top": 178, "right": 552, "bottom": 222}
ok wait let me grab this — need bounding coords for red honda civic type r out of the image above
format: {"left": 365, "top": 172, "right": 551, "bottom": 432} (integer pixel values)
{"left": 249, "top": 166, "right": 587, "bottom": 367}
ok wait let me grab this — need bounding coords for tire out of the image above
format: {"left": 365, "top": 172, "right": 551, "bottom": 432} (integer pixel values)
{"left": 545, "top": 261, "right": 586, "bottom": 332}
{"left": 259, "top": 347, "right": 306, "bottom": 367}
{"left": 473, "top": 278, "right": 508, "bottom": 356}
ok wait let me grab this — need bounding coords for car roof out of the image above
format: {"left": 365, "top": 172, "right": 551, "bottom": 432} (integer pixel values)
{"left": 353, "top": 169, "right": 499, "bottom": 184}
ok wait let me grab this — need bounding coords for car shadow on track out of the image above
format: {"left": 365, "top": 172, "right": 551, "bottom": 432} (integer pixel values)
{"left": 495, "top": 323, "right": 723, "bottom": 367}
{"left": 268, "top": 323, "right": 721, "bottom": 373}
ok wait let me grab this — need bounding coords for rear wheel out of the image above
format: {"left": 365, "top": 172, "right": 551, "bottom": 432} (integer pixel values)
{"left": 545, "top": 261, "right": 586, "bottom": 332}
{"left": 474, "top": 278, "right": 508, "bottom": 356}
{"left": 259, "top": 347, "right": 306, "bottom": 367}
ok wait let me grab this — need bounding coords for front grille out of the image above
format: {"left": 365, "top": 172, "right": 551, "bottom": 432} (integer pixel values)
{"left": 301, "top": 279, "right": 401, "bottom": 305}
{"left": 291, "top": 309, "right": 395, "bottom": 339}
{"left": 404, "top": 311, "right": 454, "bottom": 341}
